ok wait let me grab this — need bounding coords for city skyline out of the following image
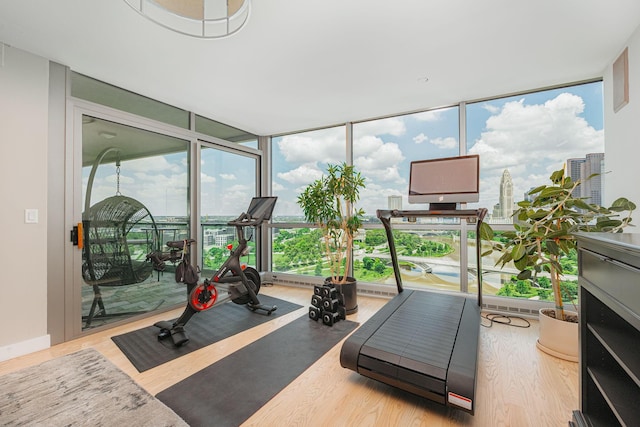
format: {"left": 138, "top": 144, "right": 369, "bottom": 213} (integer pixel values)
{"left": 489, "top": 152, "right": 605, "bottom": 222}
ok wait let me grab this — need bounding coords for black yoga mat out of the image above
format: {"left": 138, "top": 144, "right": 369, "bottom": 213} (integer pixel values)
{"left": 112, "top": 294, "right": 303, "bottom": 372}
{"left": 156, "top": 315, "right": 358, "bottom": 427}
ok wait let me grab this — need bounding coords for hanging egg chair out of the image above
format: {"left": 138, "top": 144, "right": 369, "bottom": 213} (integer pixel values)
{"left": 82, "top": 147, "right": 160, "bottom": 327}
{"left": 82, "top": 195, "right": 157, "bottom": 286}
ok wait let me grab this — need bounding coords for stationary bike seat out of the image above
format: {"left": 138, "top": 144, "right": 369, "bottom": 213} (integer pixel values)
{"left": 166, "top": 238, "right": 196, "bottom": 249}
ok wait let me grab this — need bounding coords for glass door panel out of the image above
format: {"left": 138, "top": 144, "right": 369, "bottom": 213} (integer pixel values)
{"left": 200, "top": 145, "right": 257, "bottom": 276}
{"left": 81, "top": 116, "right": 189, "bottom": 330}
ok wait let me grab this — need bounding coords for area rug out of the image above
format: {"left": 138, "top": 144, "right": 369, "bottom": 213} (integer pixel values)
{"left": 157, "top": 315, "right": 358, "bottom": 427}
{"left": 112, "top": 294, "right": 303, "bottom": 372}
{"left": 0, "top": 348, "right": 187, "bottom": 426}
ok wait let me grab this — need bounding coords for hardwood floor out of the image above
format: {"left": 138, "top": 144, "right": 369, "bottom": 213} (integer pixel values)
{"left": 0, "top": 285, "right": 578, "bottom": 426}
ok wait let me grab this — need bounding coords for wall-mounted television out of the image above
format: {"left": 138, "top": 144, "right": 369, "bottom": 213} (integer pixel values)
{"left": 408, "top": 154, "right": 480, "bottom": 210}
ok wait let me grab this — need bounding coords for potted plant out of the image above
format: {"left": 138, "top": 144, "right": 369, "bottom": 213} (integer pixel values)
{"left": 297, "top": 162, "right": 366, "bottom": 314}
{"left": 481, "top": 167, "right": 635, "bottom": 361}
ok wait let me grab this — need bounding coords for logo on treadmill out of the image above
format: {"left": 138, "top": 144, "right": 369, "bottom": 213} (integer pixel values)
{"left": 448, "top": 392, "right": 472, "bottom": 411}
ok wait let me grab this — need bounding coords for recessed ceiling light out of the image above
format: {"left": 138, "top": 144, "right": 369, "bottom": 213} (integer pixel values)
{"left": 99, "top": 131, "right": 117, "bottom": 139}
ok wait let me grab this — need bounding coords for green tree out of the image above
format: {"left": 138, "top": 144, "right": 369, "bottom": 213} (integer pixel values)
{"left": 365, "top": 229, "right": 387, "bottom": 246}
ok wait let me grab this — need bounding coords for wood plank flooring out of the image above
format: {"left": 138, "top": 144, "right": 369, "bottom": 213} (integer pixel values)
{"left": 0, "top": 285, "right": 578, "bottom": 426}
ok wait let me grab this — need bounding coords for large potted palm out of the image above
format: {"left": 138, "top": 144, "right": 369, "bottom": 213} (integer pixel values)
{"left": 297, "top": 163, "right": 365, "bottom": 314}
{"left": 482, "top": 167, "right": 635, "bottom": 361}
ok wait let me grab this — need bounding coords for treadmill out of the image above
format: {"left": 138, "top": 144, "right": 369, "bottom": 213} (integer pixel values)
{"left": 340, "top": 208, "right": 487, "bottom": 414}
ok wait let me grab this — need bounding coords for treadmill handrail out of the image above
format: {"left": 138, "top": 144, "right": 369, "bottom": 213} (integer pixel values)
{"left": 376, "top": 208, "right": 488, "bottom": 307}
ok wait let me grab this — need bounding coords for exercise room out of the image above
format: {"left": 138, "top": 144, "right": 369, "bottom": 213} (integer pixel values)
{"left": 1, "top": 2, "right": 640, "bottom": 426}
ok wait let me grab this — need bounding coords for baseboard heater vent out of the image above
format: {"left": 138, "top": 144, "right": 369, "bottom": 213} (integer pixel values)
{"left": 265, "top": 273, "right": 542, "bottom": 316}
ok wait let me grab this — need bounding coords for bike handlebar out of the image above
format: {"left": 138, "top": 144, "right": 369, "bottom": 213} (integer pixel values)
{"left": 227, "top": 212, "right": 267, "bottom": 227}
{"left": 166, "top": 238, "right": 196, "bottom": 249}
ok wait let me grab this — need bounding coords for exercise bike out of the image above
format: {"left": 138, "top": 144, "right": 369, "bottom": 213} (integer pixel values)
{"left": 150, "top": 196, "right": 278, "bottom": 347}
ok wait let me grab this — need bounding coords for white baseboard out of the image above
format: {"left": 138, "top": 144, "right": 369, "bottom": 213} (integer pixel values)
{"left": 0, "top": 335, "right": 51, "bottom": 362}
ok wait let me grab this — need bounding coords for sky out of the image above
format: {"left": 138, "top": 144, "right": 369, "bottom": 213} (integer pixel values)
{"left": 271, "top": 81, "right": 604, "bottom": 218}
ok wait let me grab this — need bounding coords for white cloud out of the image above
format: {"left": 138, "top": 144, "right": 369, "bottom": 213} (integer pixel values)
{"left": 413, "top": 133, "right": 457, "bottom": 149}
{"left": 277, "top": 127, "right": 345, "bottom": 164}
{"left": 201, "top": 173, "right": 216, "bottom": 184}
{"left": 413, "top": 109, "right": 444, "bottom": 122}
{"left": 124, "top": 156, "right": 182, "bottom": 173}
{"left": 354, "top": 135, "right": 405, "bottom": 183}
{"left": 413, "top": 133, "right": 428, "bottom": 144}
{"left": 277, "top": 163, "right": 324, "bottom": 185}
{"left": 220, "top": 173, "right": 236, "bottom": 180}
{"left": 353, "top": 117, "right": 406, "bottom": 137}
{"left": 429, "top": 136, "right": 458, "bottom": 149}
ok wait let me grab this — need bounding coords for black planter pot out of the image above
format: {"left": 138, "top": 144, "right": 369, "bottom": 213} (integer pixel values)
{"left": 325, "top": 276, "right": 358, "bottom": 315}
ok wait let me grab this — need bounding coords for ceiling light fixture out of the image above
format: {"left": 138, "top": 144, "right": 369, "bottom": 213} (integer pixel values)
{"left": 99, "top": 131, "right": 117, "bottom": 140}
{"left": 123, "top": 0, "right": 251, "bottom": 39}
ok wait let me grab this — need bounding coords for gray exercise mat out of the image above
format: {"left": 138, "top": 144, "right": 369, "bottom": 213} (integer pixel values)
{"left": 112, "top": 294, "right": 303, "bottom": 372}
{"left": 156, "top": 315, "right": 358, "bottom": 427}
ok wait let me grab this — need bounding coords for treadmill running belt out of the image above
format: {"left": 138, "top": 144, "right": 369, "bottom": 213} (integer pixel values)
{"left": 360, "top": 291, "right": 465, "bottom": 380}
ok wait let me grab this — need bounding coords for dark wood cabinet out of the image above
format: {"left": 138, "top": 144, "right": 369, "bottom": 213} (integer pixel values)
{"left": 572, "top": 233, "right": 640, "bottom": 427}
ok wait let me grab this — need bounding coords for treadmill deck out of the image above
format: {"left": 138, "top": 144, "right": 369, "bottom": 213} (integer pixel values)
{"left": 340, "top": 289, "right": 479, "bottom": 413}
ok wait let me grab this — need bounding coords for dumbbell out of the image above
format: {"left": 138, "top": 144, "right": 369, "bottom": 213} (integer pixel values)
{"left": 322, "top": 310, "right": 341, "bottom": 326}
{"left": 311, "top": 294, "right": 323, "bottom": 308}
{"left": 321, "top": 285, "right": 337, "bottom": 298}
{"left": 309, "top": 306, "right": 322, "bottom": 321}
{"left": 322, "top": 297, "right": 340, "bottom": 312}
{"left": 337, "top": 306, "right": 346, "bottom": 320}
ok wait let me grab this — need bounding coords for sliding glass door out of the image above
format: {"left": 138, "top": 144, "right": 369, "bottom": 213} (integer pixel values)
{"left": 199, "top": 144, "right": 258, "bottom": 277}
{"left": 79, "top": 115, "right": 190, "bottom": 330}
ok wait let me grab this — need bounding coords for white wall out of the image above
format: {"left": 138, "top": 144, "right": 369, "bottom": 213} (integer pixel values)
{"left": 0, "top": 45, "right": 50, "bottom": 360}
{"left": 604, "top": 23, "right": 640, "bottom": 226}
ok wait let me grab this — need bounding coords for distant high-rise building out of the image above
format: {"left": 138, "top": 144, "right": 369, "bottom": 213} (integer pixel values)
{"left": 493, "top": 169, "right": 515, "bottom": 220}
{"left": 581, "top": 153, "right": 604, "bottom": 205}
{"left": 567, "top": 157, "right": 586, "bottom": 198}
{"left": 566, "top": 153, "right": 604, "bottom": 205}
{"left": 524, "top": 187, "right": 536, "bottom": 202}
{"left": 388, "top": 195, "right": 402, "bottom": 210}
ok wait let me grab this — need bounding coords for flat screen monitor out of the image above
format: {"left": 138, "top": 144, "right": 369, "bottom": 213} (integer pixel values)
{"left": 408, "top": 155, "right": 480, "bottom": 209}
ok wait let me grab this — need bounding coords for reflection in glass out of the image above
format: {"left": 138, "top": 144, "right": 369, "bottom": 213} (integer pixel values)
{"left": 81, "top": 116, "right": 189, "bottom": 330}
{"left": 199, "top": 146, "right": 257, "bottom": 275}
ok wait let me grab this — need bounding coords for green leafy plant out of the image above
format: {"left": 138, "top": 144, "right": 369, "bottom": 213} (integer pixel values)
{"left": 481, "top": 168, "right": 635, "bottom": 321}
{"left": 297, "top": 163, "right": 365, "bottom": 285}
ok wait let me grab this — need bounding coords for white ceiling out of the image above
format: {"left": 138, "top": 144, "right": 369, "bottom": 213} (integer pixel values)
{"left": 1, "top": 1, "right": 639, "bottom": 136}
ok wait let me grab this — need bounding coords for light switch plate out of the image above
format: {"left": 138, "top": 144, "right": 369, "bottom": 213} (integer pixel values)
{"left": 25, "top": 208, "right": 38, "bottom": 224}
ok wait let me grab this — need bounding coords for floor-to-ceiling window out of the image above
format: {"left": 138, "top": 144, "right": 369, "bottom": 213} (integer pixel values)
{"left": 270, "top": 126, "right": 346, "bottom": 276}
{"left": 351, "top": 107, "right": 470, "bottom": 291}
{"left": 469, "top": 81, "right": 604, "bottom": 303}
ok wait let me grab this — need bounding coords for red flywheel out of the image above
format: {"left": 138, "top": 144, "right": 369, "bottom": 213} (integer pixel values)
{"left": 189, "top": 282, "right": 218, "bottom": 311}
